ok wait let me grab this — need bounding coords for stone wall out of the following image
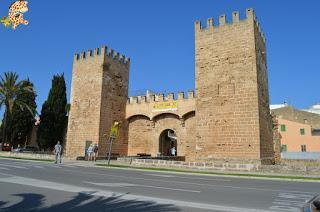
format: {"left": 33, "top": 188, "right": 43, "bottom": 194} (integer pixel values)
{"left": 272, "top": 115, "right": 281, "bottom": 164}
{"left": 65, "top": 46, "right": 130, "bottom": 158}
{"left": 126, "top": 158, "right": 320, "bottom": 176}
{"left": 194, "top": 9, "right": 273, "bottom": 164}
{"left": 98, "top": 49, "right": 130, "bottom": 156}
{"left": 127, "top": 111, "right": 196, "bottom": 161}
{"left": 131, "top": 158, "right": 260, "bottom": 171}
{"left": 127, "top": 115, "right": 152, "bottom": 156}
{"left": 126, "top": 92, "right": 196, "bottom": 160}
{"left": 65, "top": 8, "right": 276, "bottom": 164}
{"left": 254, "top": 16, "right": 274, "bottom": 163}
{"left": 126, "top": 91, "right": 195, "bottom": 120}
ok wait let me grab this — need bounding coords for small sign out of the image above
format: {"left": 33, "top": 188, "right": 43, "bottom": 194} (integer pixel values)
{"left": 152, "top": 101, "right": 178, "bottom": 112}
{"left": 109, "top": 121, "right": 120, "bottom": 138}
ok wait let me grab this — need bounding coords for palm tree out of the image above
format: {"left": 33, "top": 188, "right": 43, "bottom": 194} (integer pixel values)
{"left": 0, "top": 72, "right": 36, "bottom": 144}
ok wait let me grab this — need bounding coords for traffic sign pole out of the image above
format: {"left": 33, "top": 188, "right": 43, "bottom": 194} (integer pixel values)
{"left": 107, "top": 136, "right": 114, "bottom": 166}
{"left": 106, "top": 121, "right": 120, "bottom": 166}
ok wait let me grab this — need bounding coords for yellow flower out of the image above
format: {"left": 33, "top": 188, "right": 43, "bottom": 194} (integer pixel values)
{"left": 1, "top": 17, "right": 11, "bottom": 28}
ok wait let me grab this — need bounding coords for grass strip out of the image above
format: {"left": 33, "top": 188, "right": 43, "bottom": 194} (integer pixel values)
{"left": 96, "top": 163, "right": 320, "bottom": 181}
{"left": 0, "top": 155, "right": 54, "bottom": 162}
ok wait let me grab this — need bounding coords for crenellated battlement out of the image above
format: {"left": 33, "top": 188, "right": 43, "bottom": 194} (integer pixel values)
{"left": 73, "top": 46, "right": 130, "bottom": 66}
{"left": 127, "top": 90, "right": 195, "bottom": 104}
{"left": 195, "top": 8, "right": 266, "bottom": 43}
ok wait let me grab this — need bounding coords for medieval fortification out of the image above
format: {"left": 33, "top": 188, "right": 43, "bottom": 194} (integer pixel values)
{"left": 65, "top": 8, "right": 275, "bottom": 165}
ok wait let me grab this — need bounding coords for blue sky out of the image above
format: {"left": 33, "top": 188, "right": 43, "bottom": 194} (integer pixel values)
{"left": 0, "top": 0, "right": 319, "bottom": 116}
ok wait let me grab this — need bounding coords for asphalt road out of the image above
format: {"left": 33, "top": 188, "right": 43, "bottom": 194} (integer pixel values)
{"left": 0, "top": 158, "right": 319, "bottom": 212}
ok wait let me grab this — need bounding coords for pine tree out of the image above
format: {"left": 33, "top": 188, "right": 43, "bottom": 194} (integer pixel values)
{"left": 37, "top": 74, "right": 67, "bottom": 150}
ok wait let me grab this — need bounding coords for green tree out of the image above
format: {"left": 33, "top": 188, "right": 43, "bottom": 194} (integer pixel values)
{"left": 0, "top": 72, "right": 36, "bottom": 144}
{"left": 37, "top": 74, "right": 67, "bottom": 150}
{"left": 8, "top": 80, "right": 37, "bottom": 147}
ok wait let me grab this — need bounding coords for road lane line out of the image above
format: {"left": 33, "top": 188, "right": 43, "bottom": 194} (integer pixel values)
{"left": 0, "top": 162, "right": 46, "bottom": 169}
{"left": 85, "top": 181, "right": 200, "bottom": 193}
{"left": 32, "top": 165, "right": 45, "bottom": 169}
{"left": 0, "top": 175, "right": 272, "bottom": 212}
{"left": 5, "top": 162, "right": 50, "bottom": 169}
{"left": 145, "top": 174, "right": 175, "bottom": 178}
{"left": 137, "top": 184, "right": 201, "bottom": 193}
{"left": 84, "top": 182, "right": 137, "bottom": 187}
{"left": 0, "top": 172, "right": 13, "bottom": 177}
{"left": 145, "top": 173, "right": 231, "bottom": 181}
{"left": 0, "top": 166, "right": 9, "bottom": 170}
{"left": 62, "top": 169, "right": 318, "bottom": 194}
{"left": 0, "top": 163, "right": 28, "bottom": 169}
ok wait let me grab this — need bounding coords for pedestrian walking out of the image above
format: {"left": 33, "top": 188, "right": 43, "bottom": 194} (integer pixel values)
{"left": 87, "top": 144, "right": 94, "bottom": 161}
{"left": 54, "top": 141, "right": 62, "bottom": 164}
{"left": 93, "top": 143, "right": 99, "bottom": 161}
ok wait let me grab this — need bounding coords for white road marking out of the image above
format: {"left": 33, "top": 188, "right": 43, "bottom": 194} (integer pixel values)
{"left": 145, "top": 173, "right": 175, "bottom": 178}
{"left": 269, "top": 192, "right": 315, "bottom": 211}
{"left": 32, "top": 165, "right": 45, "bottom": 169}
{"left": 0, "top": 160, "right": 80, "bottom": 169}
{"left": 50, "top": 165, "right": 62, "bottom": 168}
{"left": 0, "top": 172, "right": 13, "bottom": 177}
{"left": 138, "top": 184, "right": 201, "bottom": 193}
{"left": 0, "top": 175, "right": 272, "bottom": 212}
{"left": 0, "top": 162, "right": 62, "bottom": 169}
{"left": 0, "top": 160, "right": 75, "bottom": 169}
{"left": 145, "top": 173, "right": 232, "bottom": 181}
{"left": 0, "top": 166, "right": 9, "bottom": 170}
{"left": 0, "top": 163, "right": 28, "bottom": 169}
{"left": 63, "top": 169, "right": 317, "bottom": 194}
{"left": 84, "top": 182, "right": 136, "bottom": 187}
{"left": 85, "top": 181, "right": 201, "bottom": 193}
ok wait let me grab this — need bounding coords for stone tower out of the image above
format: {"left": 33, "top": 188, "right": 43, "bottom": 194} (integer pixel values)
{"left": 195, "top": 8, "right": 274, "bottom": 164}
{"left": 65, "top": 46, "right": 130, "bottom": 158}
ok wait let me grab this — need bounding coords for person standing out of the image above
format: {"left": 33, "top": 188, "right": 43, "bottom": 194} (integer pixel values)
{"left": 54, "top": 141, "right": 62, "bottom": 164}
{"left": 93, "top": 144, "right": 99, "bottom": 161}
{"left": 171, "top": 146, "right": 176, "bottom": 156}
{"left": 87, "top": 144, "right": 94, "bottom": 161}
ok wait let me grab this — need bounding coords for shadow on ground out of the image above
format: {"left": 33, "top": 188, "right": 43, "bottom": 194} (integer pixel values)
{"left": 0, "top": 192, "right": 181, "bottom": 212}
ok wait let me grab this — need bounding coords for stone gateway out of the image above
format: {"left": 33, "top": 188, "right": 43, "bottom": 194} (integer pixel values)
{"left": 66, "top": 8, "right": 274, "bottom": 165}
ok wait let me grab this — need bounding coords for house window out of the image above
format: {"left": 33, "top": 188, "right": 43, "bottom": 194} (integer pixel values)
{"left": 300, "top": 128, "right": 305, "bottom": 135}
{"left": 301, "top": 145, "right": 307, "bottom": 152}
{"left": 280, "top": 124, "right": 286, "bottom": 132}
{"left": 281, "top": 145, "right": 287, "bottom": 152}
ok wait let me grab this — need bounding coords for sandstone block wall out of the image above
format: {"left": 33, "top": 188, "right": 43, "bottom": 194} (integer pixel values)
{"left": 65, "top": 46, "right": 130, "bottom": 158}
{"left": 126, "top": 92, "right": 196, "bottom": 160}
{"left": 255, "top": 22, "right": 274, "bottom": 163}
{"left": 195, "top": 9, "right": 273, "bottom": 164}
{"left": 65, "top": 8, "right": 275, "bottom": 163}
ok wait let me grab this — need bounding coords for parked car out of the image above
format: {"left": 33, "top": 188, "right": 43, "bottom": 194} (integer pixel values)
{"left": 1, "top": 143, "right": 11, "bottom": 151}
{"left": 16, "top": 146, "right": 39, "bottom": 153}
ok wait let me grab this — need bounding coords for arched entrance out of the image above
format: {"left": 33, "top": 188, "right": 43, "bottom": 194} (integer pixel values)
{"left": 159, "top": 129, "right": 177, "bottom": 156}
